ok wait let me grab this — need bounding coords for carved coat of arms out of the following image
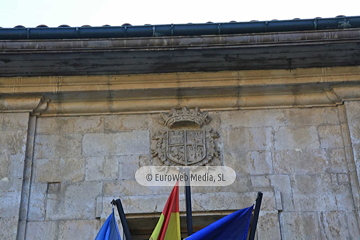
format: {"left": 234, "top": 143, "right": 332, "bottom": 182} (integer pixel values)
{"left": 152, "top": 107, "right": 219, "bottom": 166}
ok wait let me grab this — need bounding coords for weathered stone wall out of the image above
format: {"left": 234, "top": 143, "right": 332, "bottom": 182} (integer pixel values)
{"left": 345, "top": 101, "right": 360, "bottom": 193}
{"left": 220, "top": 106, "right": 360, "bottom": 239}
{"left": 25, "top": 115, "right": 151, "bottom": 240}
{"left": 6, "top": 105, "right": 356, "bottom": 239}
{"left": 0, "top": 113, "right": 29, "bottom": 240}
{"left": 1, "top": 105, "right": 360, "bottom": 239}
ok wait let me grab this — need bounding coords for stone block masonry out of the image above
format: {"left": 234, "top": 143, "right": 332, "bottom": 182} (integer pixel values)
{"left": 1, "top": 103, "right": 360, "bottom": 239}
{"left": 0, "top": 113, "right": 30, "bottom": 240}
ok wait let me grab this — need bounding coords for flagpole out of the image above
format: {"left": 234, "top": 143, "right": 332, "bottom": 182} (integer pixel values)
{"left": 248, "top": 192, "right": 263, "bottom": 240}
{"left": 112, "top": 199, "right": 132, "bottom": 240}
{"left": 185, "top": 167, "right": 193, "bottom": 236}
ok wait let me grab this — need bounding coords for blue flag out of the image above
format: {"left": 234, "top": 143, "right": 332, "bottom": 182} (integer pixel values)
{"left": 95, "top": 209, "right": 121, "bottom": 240}
{"left": 186, "top": 205, "right": 254, "bottom": 240}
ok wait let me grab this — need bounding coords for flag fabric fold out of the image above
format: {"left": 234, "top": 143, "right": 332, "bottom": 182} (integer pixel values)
{"left": 186, "top": 205, "right": 254, "bottom": 240}
{"left": 95, "top": 209, "right": 121, "bottom": 240}
{"left": 149, "top": 183, "right": 181, "bottom": 240}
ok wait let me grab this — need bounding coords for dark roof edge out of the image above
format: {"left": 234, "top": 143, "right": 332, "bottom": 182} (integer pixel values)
{"left": 1, "top": 16, "right": 360, "bottom": 40}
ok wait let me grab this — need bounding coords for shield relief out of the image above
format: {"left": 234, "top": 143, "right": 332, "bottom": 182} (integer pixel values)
{"left": 167, "top": 130, "right": 206, "bottom": 165}
{"left": 152, "top": 107, "right": 219, "bottom": 166}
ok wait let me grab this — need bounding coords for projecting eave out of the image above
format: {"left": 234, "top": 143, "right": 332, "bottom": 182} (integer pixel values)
{"left": 0, "top": 28, "right": 360, "bottom": 77}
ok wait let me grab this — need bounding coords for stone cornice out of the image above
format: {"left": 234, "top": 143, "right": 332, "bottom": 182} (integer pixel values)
{"left": 1, "top": 66, "right": 360, "bottom": 116}
{"left": 1, "top": 66, "right": 360, "bottom": 94}
{"left": 0, "top": 96, "right": 48, "bottom": 114}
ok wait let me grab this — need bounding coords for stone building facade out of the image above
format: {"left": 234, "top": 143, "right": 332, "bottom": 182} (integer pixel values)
{"left": 1, "top": 17, "right": 360, "bottom": 239}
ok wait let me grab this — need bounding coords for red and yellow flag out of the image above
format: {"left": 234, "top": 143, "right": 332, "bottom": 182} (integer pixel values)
{"left": 149, "top": 184, "right": 181, "bottom": 240}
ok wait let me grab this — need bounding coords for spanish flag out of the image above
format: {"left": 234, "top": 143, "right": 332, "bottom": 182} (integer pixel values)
{"left": 149, "top": 183, "right": 181, "bottom": 240}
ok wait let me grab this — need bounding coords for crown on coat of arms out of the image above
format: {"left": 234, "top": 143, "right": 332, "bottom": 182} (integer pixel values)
{"left": 159, "top": 107, "right": 211, "bottom": 128}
